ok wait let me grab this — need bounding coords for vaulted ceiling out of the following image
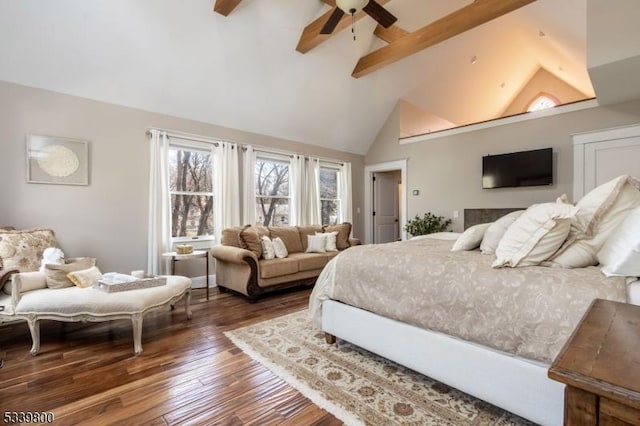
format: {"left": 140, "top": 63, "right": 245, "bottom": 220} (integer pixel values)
{"left": 0, "top": 0, "right": 593, "bottom": 155}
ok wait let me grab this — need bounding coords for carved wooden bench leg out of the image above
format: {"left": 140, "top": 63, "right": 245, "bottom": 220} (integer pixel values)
{"left": 325, "top": 332, "right": 336, "bottom": 344}
{"left": 131, "top": 313, "right": 143, "bottom": 355}
{"left": 27, "top": 315, "right": 41, "bottom": 356}
{"left": 185, "top": 289, "right": 192, "bottom": 319}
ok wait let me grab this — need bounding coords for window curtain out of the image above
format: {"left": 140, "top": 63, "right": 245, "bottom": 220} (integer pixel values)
{"left": 307, "top": 157, "right": 321, "bottom": 225}
{"left": 242, "top": 145, "right": 256, "bottom": 225}
{"left": 147, "top": 129, "right": 171, "bottom": 274}
{"left": 214, "top": 142, "right": 241, "bottom": 243}
{"left": 290, "top": 154, "right": 307, "bottom": 226}
{"left": 339, "top": 162, "right": 353, "bottom": 224}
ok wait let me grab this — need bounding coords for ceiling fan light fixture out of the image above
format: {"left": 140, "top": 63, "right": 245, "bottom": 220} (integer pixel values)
{"left": 336, "top": 0, "right": 369, "bottom": 14}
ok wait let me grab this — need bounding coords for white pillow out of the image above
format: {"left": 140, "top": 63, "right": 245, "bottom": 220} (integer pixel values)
{"left": 2, "top": 271, "right": 47, "bottom": 295}
{"left": 306, "top": 235, "right": 327, "bottom": 253}
{"left": 272, "top": 237, "right": 288, "bottom": 259}
{"left": 260, "top": 236, "right": 275, "bottom": 260}
{"left": 598, "top": 206, "right": 640, "bottom": 277}
{"left": 493, "top": 202, "right": 577, "bottom": 268}
{"left": 480, "top": 211, "right": 524, "bottom": 255}
{"left": 451, "top": 223, "right": 491, "bottom": 252}
{"left": 315, "top": 231, "right": 338, "bottom": 252}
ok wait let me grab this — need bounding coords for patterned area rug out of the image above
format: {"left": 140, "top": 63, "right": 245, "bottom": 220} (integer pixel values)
{"left": 224, "top": 310, "right": 533, "bottom": 426}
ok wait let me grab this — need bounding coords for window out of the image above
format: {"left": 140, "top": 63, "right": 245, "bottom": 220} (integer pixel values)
{"left": 527, "top": 93, "right": 559, "bottom": 112}
{"left": 320, "top": 165, "right": 340, "bottom": 225}
{"left": 168, "top": 145, "right": 214, "bottom": 240}
{"left": 255, "top": 156, "right": 290, "bottom": 226}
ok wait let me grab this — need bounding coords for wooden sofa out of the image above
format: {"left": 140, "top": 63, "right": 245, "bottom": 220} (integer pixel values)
{"left": 210, "top": 223, "right": 359, "bottom": 299}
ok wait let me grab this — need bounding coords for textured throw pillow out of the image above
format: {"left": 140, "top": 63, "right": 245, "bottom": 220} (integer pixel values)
{"left": 306, "top": 235, "right": 327, "bottom": 253}
{"left": 269, "top": 226, "right": 304, "bottom": 254}
{"left": 598, "top": 206, "right": 640, "bottom": 277}
{"left": 323, "top": 223, "right": 352, "bottom": 250}
{"left": 451, "top": 223, "right": 491, "bottom": 252}
{"left": 239, "top": 226, "right": 270, "bottom": 258}
{"left": 480, "top": 211, "right": 524, "bottom": 255}
{"left": 44, "top": 257, "right": 96, "bottom": 289}
{"left": 272, "top": 237, "right": 288, "bottom": 259}
{"left": 493, "top": 203, "right": 577, "bottom": 268}
{"left": 316, "top": 231, "right": 338, "bottom": 252}
{"left": 2, "top": 270, "right": 47, "bottom": 295}
{"left": 67, "top": 266, "right": 103, "bottom": 288}
{"left": 0, "top": 228, "right": 57, "bottom": 272}
{"left": 260, "top": 236, "right": 276, "bottom": 260}
{"left": 298, "top": 225, "right": 323, "bottom": 251}
{"left": 221, "top": 226, "right": 244, "bottom": 248}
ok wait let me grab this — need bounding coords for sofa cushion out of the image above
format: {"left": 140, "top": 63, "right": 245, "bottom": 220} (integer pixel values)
{"left": 44, "top": 257, "right": 96, "bottom": 289}
{"left": 323, "top": 223, "right": 351, "bottom": 250}
{"left": 288, "top": 253, "right": 328, "bottom": 272}
{"left": 221, "top": 226, "right": 244, "bottom": 248}
{"left": 0, "top": 228, "right": 57, "bottom": 272}
{"left": 259, "top": 257, "right": 299, "bottom": 279}
{"left": 239, "top": 226, "right": 270, "bottom": 258}
{"left": 297, "top": 225, "right": 323, "bottom": 251}
{"left": 269, "top": 226, "right": 304, "bottom": 253}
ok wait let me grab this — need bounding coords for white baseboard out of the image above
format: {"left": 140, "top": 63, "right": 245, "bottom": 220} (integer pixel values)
{"left": 189, "top": 275, "right": 217, "bottom": 289}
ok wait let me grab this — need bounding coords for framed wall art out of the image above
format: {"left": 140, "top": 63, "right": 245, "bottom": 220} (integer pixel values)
{"left": 26, "top": 134, "right": 89, "bottom": 185}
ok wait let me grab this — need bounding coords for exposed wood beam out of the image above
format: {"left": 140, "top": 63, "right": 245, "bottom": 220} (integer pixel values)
{"left": 374, "top": 24, "right": 409, "bottom": 44}
{"left": 214, "top": 0, "right": 242, "bottom": 16}
{"left": 296, "top": 0, "right": 391, "bottom": 54}
{"left": 352, "top": 0, "right": 536, "bottom": 78}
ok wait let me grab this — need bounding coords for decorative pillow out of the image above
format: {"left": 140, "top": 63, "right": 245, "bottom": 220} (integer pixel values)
{"left": 239, "top": 226, "right": 270, "bottom": 258}
{"left": 44, "top": 257, "right": 96, "bottom": 289}
{"left": 306, "top": 235, "right": 327, "bottom": 253}
{"left": 479, "top": 211, "right": 524, "bottom": 255}
{"left": 0, "top": 228, "right": 57, "bottom": 273}
{"left": 2, "top": 270, "right": 47, "bottom": 295}
{"left": 269, "top": 226, "right": 304, "bottom": 254}
{"left": 316, "top": 231, "right": 338, "bottom": 252}
{"left": 323, "top": 223, "right": 352, "bottom": 250}
{"left": 261, "top": 236, "right": 275, "bottom": 260}
{"left": 451, "top": 223, "right": 491, "bottom": 252}
{"left": 272, "top": 237, "right": 288, "bottom": 259}
{"left": 597, "top": 206, "right": 640, "bottom": 277}
{"left": 493, "top": 202, "right": 577, "bottom": 268}
{"left": 67, "top": 266, "right": 103, "bottom": 288}
{"left": 221, "top": 226, "right": 244, "bottom": 248}
{"left": 548, "top": 175, "right": 640, "bottom": 268}
{"left": 297, "top": 225, "right": 323, "bottom": 251}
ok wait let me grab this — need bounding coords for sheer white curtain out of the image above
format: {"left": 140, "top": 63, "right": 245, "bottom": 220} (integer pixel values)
{"left": 289, "top": 154, "right": 307, "bottom": 226}
{"left": 147, "top": 129, "right": 171, "bottom": 274}
{"left": 214, "top": 142, "right": 241, "bottom": 243}
{"left": 307, "top": 157, "right": 321, "bottom": 224}
{"left": 242, "top": 145, "right": 256, "bottom": 225}
{"left": 339, "top": 162, "right": 353, "bottom": 224}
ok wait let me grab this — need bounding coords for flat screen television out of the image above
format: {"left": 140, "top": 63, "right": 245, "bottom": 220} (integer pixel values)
{"left": 482, "top": 148, "right": 553, "bottom": 189}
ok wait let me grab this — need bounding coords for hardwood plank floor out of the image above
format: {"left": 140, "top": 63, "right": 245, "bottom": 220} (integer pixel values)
{"left": 0, "top": 287, "right": 342, "bottom": 425}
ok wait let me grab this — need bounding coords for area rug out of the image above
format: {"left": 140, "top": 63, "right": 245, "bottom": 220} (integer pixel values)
{"left": 224, "top": 310, "right": 533, "bottom": 426}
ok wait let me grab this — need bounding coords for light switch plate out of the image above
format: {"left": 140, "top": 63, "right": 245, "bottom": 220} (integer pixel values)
{"left": 412, "top": 190, "right": 419, "bottom": 196}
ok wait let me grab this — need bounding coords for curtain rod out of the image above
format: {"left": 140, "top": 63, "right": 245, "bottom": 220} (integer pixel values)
{"left": 146, "top": 127, "right": 229, "bottom": 147}
{"left": 249, "top": 146, "right": 344, "bottom": 167}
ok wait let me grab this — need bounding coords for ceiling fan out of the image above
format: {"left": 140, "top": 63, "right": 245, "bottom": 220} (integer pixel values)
{"left": 320, "top": 0, "right": 398, "bottom": 35}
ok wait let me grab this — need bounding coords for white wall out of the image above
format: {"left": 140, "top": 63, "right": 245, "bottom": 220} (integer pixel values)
{"left": 0, "top": 81, "right": 364, "bottom": 277}
{"left": 366, "top": 99, "right": 640, "bottom": 232}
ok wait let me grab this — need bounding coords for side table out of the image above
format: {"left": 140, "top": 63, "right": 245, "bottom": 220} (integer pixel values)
{"left": 548, "top": 299, "right": 640, "bottom": 425}
{"left": 162, "top": 250, "right": 210, "bottom": 300}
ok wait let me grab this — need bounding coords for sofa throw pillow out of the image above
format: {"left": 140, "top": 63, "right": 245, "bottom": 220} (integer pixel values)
{"left": 67, "top": 266, "right": 103, "bottom": 288}
{"left": 261, "top": 236, "right": 276, "bottom": 260}
{"left": 239, "top": 225, "right": 270, "bottom": 258}
{"left": 479, "top": 211, "right": 524, "bottom": 255}
{"left": 221, "top": 226, "right": 244, "bottom": 248}
{"left": 272, "top": 237, "right": 288, "bottom": 259}
{"left": 451, "top": 223, "right": 491, "bottom": 252}
{"left": 298, "top": 225, "right": 323, "bottom": 251}
{"left": 0, "top": 228, "right": 57, "bottom": 273}
{"left": 323, "top": 223, "right": 352, "bottom": 250}
{"left": 306, "top": 235, "right": 327, "bottom": 253}
{"left": 493, "top": 203, "right": 577, "bottom": 268}
{"left": 316, "top": 231, "right": 338, "bottom": 252}
{"left": 598, "top": 206, "right": 640, "bottom": 277}
{"left": 269, "top": 226, "right": 304, "bottom": 254}
{"left": 44, "top": 257, "right": 96, "bottom": 289}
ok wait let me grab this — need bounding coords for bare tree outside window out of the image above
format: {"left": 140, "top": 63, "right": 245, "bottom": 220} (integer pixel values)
{"left": 255, "top": 158, "right": 289, "bottom": 226}
{"left": 169, "top": 147, "right": 214, "bottom": 238}
{"left": 320, "top": 166, "right": 340, "bottom": 225}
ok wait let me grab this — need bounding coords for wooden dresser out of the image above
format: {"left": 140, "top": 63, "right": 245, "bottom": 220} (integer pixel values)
{"left": 548, "top": 299, "right": 640, "bottom": 425}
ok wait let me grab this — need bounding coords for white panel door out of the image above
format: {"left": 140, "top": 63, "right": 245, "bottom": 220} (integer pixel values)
{"left": 373, "top": 172, "right": 399, "bottom": 244}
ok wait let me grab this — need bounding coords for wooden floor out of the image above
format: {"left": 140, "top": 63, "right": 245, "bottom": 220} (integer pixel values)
{"left": 0, "top": 287, "right": 342, "bottom": 425}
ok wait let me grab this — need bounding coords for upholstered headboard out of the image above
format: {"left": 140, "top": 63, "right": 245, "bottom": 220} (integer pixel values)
{"left": 463, "top": 208, "right": 524, "bottom": 230}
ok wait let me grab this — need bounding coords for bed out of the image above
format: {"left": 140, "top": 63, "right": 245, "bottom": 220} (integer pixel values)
{"left": 309, "top": 207, "right": 640, "bottom": 426}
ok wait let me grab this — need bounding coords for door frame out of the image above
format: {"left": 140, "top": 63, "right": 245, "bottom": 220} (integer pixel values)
{"left": 364, "top": 160, "right": 407, "bottom": 244}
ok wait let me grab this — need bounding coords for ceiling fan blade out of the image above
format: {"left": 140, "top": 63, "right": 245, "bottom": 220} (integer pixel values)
{"left": 363, "top": 0, "right": 397, "bottom": 28}
{"left": 320, "top": 7, "right": 345, "bottom": 34}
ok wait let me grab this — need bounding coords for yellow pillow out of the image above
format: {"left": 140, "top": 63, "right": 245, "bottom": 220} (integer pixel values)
{"left": 67, "top": 266, "right": 103, "bottom": 288}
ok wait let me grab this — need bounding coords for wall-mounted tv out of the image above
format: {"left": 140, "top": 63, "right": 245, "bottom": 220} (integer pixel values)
{"left": 482, "top": 148, "right": 553, "bottom": 189}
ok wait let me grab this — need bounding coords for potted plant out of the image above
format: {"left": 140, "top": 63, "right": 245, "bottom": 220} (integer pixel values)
{"left": 404, "top": 212, "right": 452, "bottom": 237}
